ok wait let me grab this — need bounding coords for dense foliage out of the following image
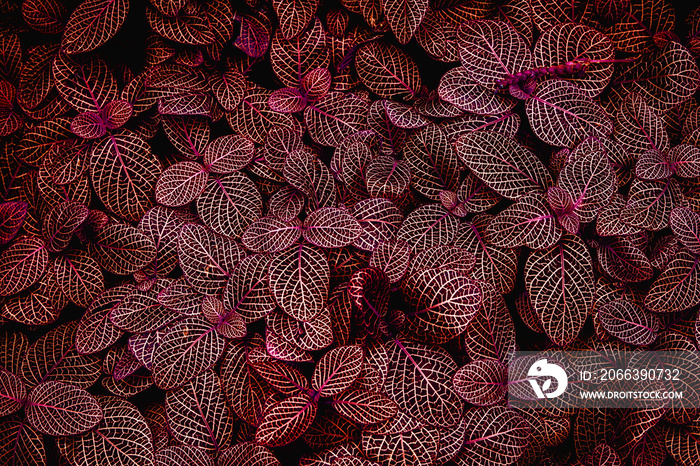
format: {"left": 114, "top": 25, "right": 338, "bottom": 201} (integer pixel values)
{"left": 0, "top": 0, "right": 699, "bottom": 465}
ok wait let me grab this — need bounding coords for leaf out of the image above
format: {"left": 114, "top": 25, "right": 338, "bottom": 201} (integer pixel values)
{"left": 304, "top": 92, "right": 368, "bottom": 147}
{"left": 0, "top": 417, "right": 45, "bottom": 466}
{"left": 557, "top": 148, "right": 615, "bottom": 222}
{"left": 456, "top": 131, "right": 552, "bottom": 200}
{"left": 90, "top": 223, "right": 157, "bottom": 275}
{"left": 382, "top": 0, "right": 428, "bottom": 44}
{"left": 155, "top": 161, "right": 208, "bottom": 207}
{"left": 486, "top": 194, "right": 561, "bottom": 249}
{"left": 283, "top": 149, "right": 336, "bottom": 210}
{"left": 161, "top": 115, "right": 210, "bottom": 159}
{"left": 362, "top": 411, "right": 439, "bottom": 466}
{"left": 256, "top": 394, "right": 317, "bottom": 447}
{"left": 76, "top": 285, "right": 133, "bottom": 354}
{"left": 355, "top": 41, "right": 422, "bottom": 99}
{"left": 234, "top": 14, "right": 271, "bottom": 58}
{"left": 23, "top": 0, "right": 67, "bottom": 34}
{"left": 165, "top": 370, "right": 232, "bottom": 452}
{"left": 54, "top": 250, "right": 104, "bottom": 307}
{"left": 152, "top": 317, "right": 226, "bottom": 390}
{"left": 312, "top": 345, "right": 364, "bottom": 397}
{"left": 18, "top": 43, "right": 58, "bottom": 112}
{"left": 0, "top": 235, "right": 48, "bottom": 296}
{"left": 525, "top": 234, "right": 594, "bottom": 346}
{"left": 438, "top": 67, "right": 516, "bottom": 115}
{"left": 221, "top": 258, "right": 273, "bottom": 326}
{"left": 25, "top": 381, "right": 102, "bottom": 436}
{"left": 615, "top": 93, "right": 669, "bottom": 158}
{"left": 155, "top": 445, "right": 213, "bottom": 466}
{"left": 365, "top": 156, "right": 411, "bottom": 200}
{"left": 196, "top": 172, "right": 262, "bottom": 239}
{"left": 622, "top": 178, "right": 685, "bottom": 231}
{"left": 457, "top": 406, "right": 530, "bottom": 466}
{"left": 109, "top": 288, "right": 179, "bottom": 334}
{"left": 614, "top": 41, "right": 700, "bottom": 113}
{"left": 303, "top": 208, "right": 363, "bottom": 249}
{"left": 595, "top": 236, "right": 653, "bottom": 283}
{"left": 526, "top": 79, "right": 613, "bottom": 148}
{"left": 670, "top": 207, "right": 700, "bottom": 254}
{"left": 397, "top": 204, "right": 458, "bottom": 253}
{"left": 598, "top": 299, "right": 659, "bottom": 346}
{"left": 56, "top": 396, "right": 155, "bottom": 466}
{"left": 269, "top": 243, "right": 329, "bottom": 321}
{"left": 0, "top": 370, "right": 26, "bottom": 417}
{"left": 301, "top": 67, "right": 331, "bottom": 102}
{"left": 53, "top": 53, "right": 118, "bottom": 112}
{"left": 90, "top": 130, "right": 161, "bottom": 222}
{"left": 609, "top": 0, "right": 674, "bottom": 54}
{"left": 270, "top": 18, "right": 329, "bottom": 88}
{"left": 209, "top": 68, "right": 246, "bottom": 112}
{"left": 332, "top": 388, "right": 398, "bottom": 425}
{"left": 273, "top": 0, "right": 319, "bottom": 39}
{"left": 227, "top": 85, "right": 300, "bottom": 144}
{"left": 533, "top": 23, "right": 614, "bottom": 97}
{"left": 0, "top": 202, "right": 27, "bottom": 245}
{"left": 242, "top": 217, "right": 301, "bottom": 253}
{"left": 218, "top": 442, "right": 280, "bottom": 466}
{"left": 404, "top": 124, "right": 460, "bottom": 200}
{"left": 458, "top": 20, "right": 533, "bottom": 89}
{"left": 453, "top": 359, "right": 507, "bottom": 406}
{"left": 635, "top": 149, "right": 671, "bottom": 180}
{"left": 62, "top": 0, "right": 128, "bottom": 54}
{"left": 369, "top": 240, "right": 411, "bottom": 284}
{"left": 464, "top": 282, "right": 516, "bottom": 363}
{"left": 645, "top": 250, "right": 700, "bottom": 313}
{"left": 385, "top": 339, "right": 462, "bottom": 428}
{"left": 22, "top": 321, "right": 101, "bottom": 388}
{"left": 669, "top": 144, "right": 700, "bottom": 178}
{"left": 178, "top": 224, "right": 242, "bottom": 295}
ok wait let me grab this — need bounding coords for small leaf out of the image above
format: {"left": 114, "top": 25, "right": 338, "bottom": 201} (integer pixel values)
{"left": 62, "top": 0, "right": 129, "bottom": 54}
{"left": 598, "top": 300, "right": 659, "bottom": 346}
{"left": 256, "top": 394, "right": 317, "bottom": 447}
{"left": 312, "top": 345, "right": 364, "bottom": 397}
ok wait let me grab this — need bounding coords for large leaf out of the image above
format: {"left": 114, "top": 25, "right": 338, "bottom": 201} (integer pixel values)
{"left": 455, "top": 131, "right": 552, "bottom": 200}
{"left": 54, "top": 250, "right": 104, "bottom": 307}
{"left": 453, "top": 359, "right": 507, "bottom": 406}
{"left": 255, "top": 394, "right": 317, "bottom": 447}
{"left": 270, "top": 18, "right": 329, "bottom": 88}
{"left": 385, "top": 339, "right": 462, "bottom": 428}
{"left": 90, "top": 223, "right": 157, "bottom": 275}
{"left": 152, "top": 317, "right": 226, "bottom": 390}
{"left": 526, "top": 79, "right": 613, "bottom": 148}
{"left": 486, "top": 194, "right": 561, "bottom": 249}
{"left": 397, "top": 204, "right": 458, "bottom": 253}
{"left": 525, "top": 234, "right": 594, "bottom": 346}
{"left": 53, "top": 53, "right": 117, "bottom": 112}
{"left": 56, "top": 396, "right": 154, "bottom": 466}
{"left": 25, "top": 381, "right": 102, "bottom": 436}
{"left": 273, "top": 0, "right": 318, "bottom": 39}
{"left": 62, "top": 0, "right": 128, "bottom": 54}
{"left": 458, "top": 20, "right": 533, "bottom": 89}
{"left": 355, "top": 41, "right": 422, "bottom": 100}
{"left": 457, "top": 406, "right": 530, "bottom": 466}
{"left": 0, "top": 236, "right": 48, "bottom": 296}
{"left": 196, "top": 172, "right": 262, "bottom": 239}
{"left": 0, "top": 370, "right": 26, "bottom": 417}
{"left": 404, "top": 124, "right": 460, "bottom": 200}
{"left": 613, "top": 41, "right": 700, "bottom": 112}
{"left": 76, "top": 285, "right": 133, "bottom": 354}
{"left": 303, "top": 208, "right": 362, "bottom": 249}
{"left": 404, "top": 268, "right": 482, "bottom": 343}
{"left": 622, "top": 178, "right": 685, "bottom": 231}
{"left": 304, "top": 92, "right": 368, "bottom": 147}
{"left": 21, "top": 321, "right": 101, "bottom": 388}
{"left": 533, "top": 23, "right": 614, "bottom": 97}
{"left": 332, "top": 388, "right": 398, "bottom": 425}
{"left": 557, "top": 148, "right": 616, "bottom": 222}
{"left": 312, "top": 345, "right": 364, "bottom": 397}
{"left": 269, "top": 243, "right": 329, "bottom": 321}
{"left": 165, "top": 370, "right": 232, "bottom": 452}
{"left": 178, "top": 224, "right": 243, "bottom": 295}
{"left": 90, "top": 131, "right": 161, "bottom": 222}
{"left": 155, "top": 161, "right": 208, "bottom": 207}
{"left": 438, "top": 67, "right": 516, "bottom": 115}
{"left": 0, "top": 417, "right": 45, "bottom": 466}
{"left": 645, "top": 250, "right": 700, "bottom": 313}
{"left": 670, "top": 206, "right": 700, "bottom": 254}
{"left": 382, "top": 0, "right": 428, "bottom": 44}
{"left": 598, "top": 299, "right": 659, "bottom": 346}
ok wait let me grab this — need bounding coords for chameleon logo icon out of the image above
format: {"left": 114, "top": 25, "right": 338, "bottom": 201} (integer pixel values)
{"left": 527, "top": 358, "right": 568, "bottom": 399}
